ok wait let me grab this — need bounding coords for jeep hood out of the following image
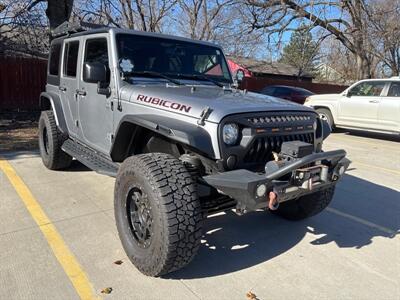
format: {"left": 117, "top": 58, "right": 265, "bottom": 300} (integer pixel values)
{"left": 120, "top": 84, "right": 316, "bottom": 123}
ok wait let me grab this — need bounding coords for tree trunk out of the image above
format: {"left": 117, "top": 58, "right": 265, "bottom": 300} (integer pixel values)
{"left": 46, "top": 0, "right": 74, "bottom": 30}
{"left": 355, "top": 53, "right": 372, "bottom": 80}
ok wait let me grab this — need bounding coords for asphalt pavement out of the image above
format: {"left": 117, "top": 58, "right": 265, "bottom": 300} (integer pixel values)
{"left": 0, "top": 130, "right": 399, "bottom": 300}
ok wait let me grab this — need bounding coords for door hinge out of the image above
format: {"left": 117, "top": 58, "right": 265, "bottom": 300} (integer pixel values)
{"left": 107, "top": 133, "right": 114, "bottom": 143}
{"left": 106, "top": 99, "right": 114, "bottom": 111}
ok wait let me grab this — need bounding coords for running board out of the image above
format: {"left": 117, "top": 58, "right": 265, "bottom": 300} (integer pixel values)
{"left": 62, "top": 139, "right": 119, "bottom": 177}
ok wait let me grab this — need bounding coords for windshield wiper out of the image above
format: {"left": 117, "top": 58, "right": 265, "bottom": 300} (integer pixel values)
{"left": 172, "top": 73, "right": 224, "bottom": 88}
{"left": 128, "top": 71, "right": 184, "bottom": 86}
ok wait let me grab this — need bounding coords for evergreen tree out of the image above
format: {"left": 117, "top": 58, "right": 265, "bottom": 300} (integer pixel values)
{"left": 279, "top": 30, "right": 320, "bottom": 79}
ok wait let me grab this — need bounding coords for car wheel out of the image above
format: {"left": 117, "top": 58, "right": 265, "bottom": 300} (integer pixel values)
{"left": 38, "top": 110, "right": 72, "bottom": 170}
{"left": 114, "top": 153, "right": 202, "bottom": 277}
{"left": 272, "top": 187, "right": 335, "bottom": 221}
{"left": 316, "top": 108, "right": 335, "bottom": 130}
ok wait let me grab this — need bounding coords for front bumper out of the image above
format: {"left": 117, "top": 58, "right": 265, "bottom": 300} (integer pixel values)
{"left": 203, "top": 150, "right": 350, "bottom": 213}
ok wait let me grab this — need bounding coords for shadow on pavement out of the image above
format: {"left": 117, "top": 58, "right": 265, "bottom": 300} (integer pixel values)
{"left": 63, "top": 159, "right": 92, "bottom": 172}
{"left": 334, "top": 128, "right": 400, "bottom": 142}
{"left": 168, "top": 174, "right": 399, "bottom": 279}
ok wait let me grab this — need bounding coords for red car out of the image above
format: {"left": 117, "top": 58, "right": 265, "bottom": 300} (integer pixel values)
{"left": 260, "top": 85, "right": 314, "bottom": 104}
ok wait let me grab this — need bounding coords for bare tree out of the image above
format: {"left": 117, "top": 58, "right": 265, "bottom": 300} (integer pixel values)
{"left": 77, "top": 0, "right": 176, "bottom": 32}
{"left": 244, "top": 0, "right": 378, "bottom": 79}
{"left": 366, "top": 0, "right": 400, "bottom": 76}
{"left": 175, "top": 0, "right": 263, "bottom": 57}
{"left": 0, "top": 0, "right": 49, "bottom": 55}
{"left": 177, "top": 0, "right": 235, "bottom": 40}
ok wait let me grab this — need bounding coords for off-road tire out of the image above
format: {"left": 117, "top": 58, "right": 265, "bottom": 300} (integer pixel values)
{"left": 316, "top": 108, "right": 335, "bottom": 130}
{"left": 272, "top": 187, "right": 335, "bottom": 221}
{"left": 114, "top": 153, "right": 202, "bottom": 277}
{"left": 38, "top": 110, "right": 72, "bottom": 170}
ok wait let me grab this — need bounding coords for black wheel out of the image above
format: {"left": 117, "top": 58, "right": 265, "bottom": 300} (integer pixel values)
{"left": 114, "top": 153, "right": 202, "bottom": 277}
{"left": 272, "top": 187, "right": 335, "bottom": 221}
{"left": 316, "top": 108, "right": 335, "bottom": 130}
{"left": 38, "top": 110, "right": 72, "bottom": 170}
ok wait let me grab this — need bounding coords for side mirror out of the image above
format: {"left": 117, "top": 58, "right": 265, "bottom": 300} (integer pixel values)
{"left": 83, "top": 62, "right": 110, "bottom": 96}
{"left": 83, "top": 62, "right": 108, "bottom": 83}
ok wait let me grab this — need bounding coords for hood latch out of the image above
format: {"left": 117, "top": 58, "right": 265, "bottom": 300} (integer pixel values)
{"left": 197, "top": 106, "right": 213, "bottom": 126}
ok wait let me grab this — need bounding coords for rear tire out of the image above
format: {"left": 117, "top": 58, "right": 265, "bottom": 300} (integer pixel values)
{"left": 38, "top": 110, "right": 72, "bottom": 170}
{"left": 114, "top": 153, "right": 202, "bottom": 277}
{"left": 272, "top": 187, "right": 335, "bottom": 221}
{"left": 316, "top": 108, "right": 335, "bottom": 130}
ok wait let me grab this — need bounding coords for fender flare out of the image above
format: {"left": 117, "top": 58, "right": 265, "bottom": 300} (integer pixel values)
{"left": 39, "top": 92, "right": 68, "bottom": 134}
{"left": 110, "top": 114, "right": 216, "bottom": 161}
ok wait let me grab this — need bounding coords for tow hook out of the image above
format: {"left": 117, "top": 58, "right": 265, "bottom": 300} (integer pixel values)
{"left": 268, "top": 191, "right": 279, "bottom": 210}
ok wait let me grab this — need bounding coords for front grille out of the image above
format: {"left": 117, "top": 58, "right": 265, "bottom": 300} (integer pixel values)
{"left": 218, "top": 111, "right": 317, "bottom": 171}
{"left": 244, "top": 132, "right": 314, "bottom": 163}
{"left": 247, "top": 114, "right": 312, "bottom": 125}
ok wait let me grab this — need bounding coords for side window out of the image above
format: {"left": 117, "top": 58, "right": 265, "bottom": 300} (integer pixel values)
{"left": 261, "top": 87, "right": 275, "bottom": 95}
{"left": 83, "top": 38, "right": 109, "bottom": 83}
{"left": 387, "top": 82, "right": 400, "bottom": 97}
{"left": 49, "top": 43, "right": 61, "bottom": 76}
{"left": 274, "top": 88, "right": 289, "bottom": 97}
{"left": 63, "top": 41, "right": 79, "bottom": 77}
{"left": 349, "top": 81, "right": 386, "bottom": 97}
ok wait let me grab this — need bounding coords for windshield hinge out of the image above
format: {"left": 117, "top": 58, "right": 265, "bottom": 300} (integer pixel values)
{"left": 197, "top": 106, "right": 213, "bottom": 126}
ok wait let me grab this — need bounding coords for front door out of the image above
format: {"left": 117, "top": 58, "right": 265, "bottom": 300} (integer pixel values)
{"left": 59, "top": 39, "right": 81, "bottom": 137}
{"left": 338, "top": 81, "right": 385, "bottom": 128}
{"left": 77, "top": 34, "right": 113, "bottom": 154}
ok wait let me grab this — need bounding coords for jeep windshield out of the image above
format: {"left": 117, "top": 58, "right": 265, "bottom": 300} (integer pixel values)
{"left": 116, "top": 34, "right": 232, "bottom": 85}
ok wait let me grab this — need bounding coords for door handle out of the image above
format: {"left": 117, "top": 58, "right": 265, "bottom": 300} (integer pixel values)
{"left": 59, "top": 86, "right": 67, "bottom": 92}
{"left": 76, "top": 89, "right": 86, "bottom": 96}
{"left": 369, "top": 100, "right": 379, "bottom": 103}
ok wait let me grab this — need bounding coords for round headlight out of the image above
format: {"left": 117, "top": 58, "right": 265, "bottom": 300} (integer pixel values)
{"left": 223, "top": 123, "right": 239, "bottom": 145}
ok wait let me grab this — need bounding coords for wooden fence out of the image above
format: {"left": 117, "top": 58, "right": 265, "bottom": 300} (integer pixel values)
{"left": 0, "top": 56, "right": 348, "bottom": 111}
{"left": 0, "top": 56, "right": 47, "bottom": 111}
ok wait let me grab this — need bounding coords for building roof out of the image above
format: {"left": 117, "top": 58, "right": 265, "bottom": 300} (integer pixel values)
{"left": 227, "top": 56, "right": 314, "bottom": 78}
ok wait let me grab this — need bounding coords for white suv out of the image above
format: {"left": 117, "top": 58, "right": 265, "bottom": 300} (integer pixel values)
{"left": 304, "top": 78, "right": 400, "bottom": 135}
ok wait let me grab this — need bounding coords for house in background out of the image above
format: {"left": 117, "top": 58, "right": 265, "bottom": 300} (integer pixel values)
{"left": 227, "top": 56, "right": 314, "bottom": 82}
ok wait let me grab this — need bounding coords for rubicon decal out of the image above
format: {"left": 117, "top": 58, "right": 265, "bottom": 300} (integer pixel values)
{"left": 137, "top": 94, "right": 192, "bottom": 113}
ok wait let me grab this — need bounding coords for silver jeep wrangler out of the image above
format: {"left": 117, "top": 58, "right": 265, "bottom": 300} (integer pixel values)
{"left": 38, "top": 22, "right": 349, "bottom": 277}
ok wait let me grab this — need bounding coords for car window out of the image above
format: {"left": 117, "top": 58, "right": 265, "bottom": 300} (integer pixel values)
{"left": 49, "top": 43, "right": 61, "bottom": 76}
{"left": 296, "top": 89, "right": 314, "bottom": 96}
{"left": 387, "top": 82, "right": 400, "bottom": 97}
{"left": 274, "top": 87, "right": 289, "bottom": 97}
{"left": 261, "top": 87, "right": 275, "bottom": 95}
{"left": 349, "top": 81, "right": 386, "bottom": 97}
{"left": 116, "top": 34, "right": 232, "bottom": 83}
{"left": 63, "top": 41, "right": 79, "bottom": 77}
{"left": 84, "top": 38, "right": 109, "bottom": 83}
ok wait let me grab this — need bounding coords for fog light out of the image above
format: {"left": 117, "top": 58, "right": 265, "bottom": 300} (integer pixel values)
{"left": 256, "top": 184, "right": 267, "bottom": 197}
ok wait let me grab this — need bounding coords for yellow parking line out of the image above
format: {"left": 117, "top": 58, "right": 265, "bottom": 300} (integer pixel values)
{"left": 0, "top": 158, "right": 98, "bottom": 300}
{"left": 326, "top": 207, "right": 397, "bottom": 236}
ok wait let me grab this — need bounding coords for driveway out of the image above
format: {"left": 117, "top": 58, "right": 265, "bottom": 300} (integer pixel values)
{"left": 0, "top": 131, "right": 399, "bottom": 300}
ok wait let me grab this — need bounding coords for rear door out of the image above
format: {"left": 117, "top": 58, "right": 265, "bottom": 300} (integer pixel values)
{"left": 60, "top": 38, "right": 81, "bottom": 138}
{"left": 378, "top": 81, "right": 400, "bottom": 133}
{"left": 337, "top": 81, "right": 385, "bottom": 128}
